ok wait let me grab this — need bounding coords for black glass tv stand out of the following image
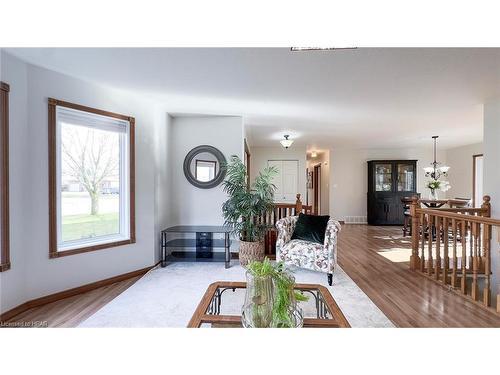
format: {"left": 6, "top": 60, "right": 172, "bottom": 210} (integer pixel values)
{"left": 160, "top": 225, "right": 232, "bottom": 269}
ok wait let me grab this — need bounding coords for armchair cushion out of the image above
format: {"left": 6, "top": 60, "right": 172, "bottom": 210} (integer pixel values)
{"left": 291, "top": 213, "right": 330, "bottom": 244}
{"left": 279, "top": 239, "right": 328, "bottom": 271}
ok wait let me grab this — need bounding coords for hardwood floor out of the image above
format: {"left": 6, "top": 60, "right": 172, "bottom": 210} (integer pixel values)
{"left": 3, "top": 276, "right": 141, "bottom": 327}
{"left": 337, "top": 225, "right": 500, "bottom": 327}
{"left": 4, "top": 225, "right": 500, "bottom": 327}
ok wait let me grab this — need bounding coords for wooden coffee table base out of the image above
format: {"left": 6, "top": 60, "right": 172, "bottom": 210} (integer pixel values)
{"left": 188, "top": 281, "right": 351, "bottom": 328}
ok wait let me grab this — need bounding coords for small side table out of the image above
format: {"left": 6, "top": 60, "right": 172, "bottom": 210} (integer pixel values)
{"left": 161, "top": 225, "right": 233, "bottom": 269}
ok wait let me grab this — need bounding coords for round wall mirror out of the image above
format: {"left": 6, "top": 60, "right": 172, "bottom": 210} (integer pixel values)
{"left": 183, "top": 145, "right": 227, "bottom": 189}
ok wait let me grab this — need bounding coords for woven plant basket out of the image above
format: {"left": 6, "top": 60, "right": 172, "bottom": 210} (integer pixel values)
{"left": 239, "top": 240, "right": 265, "bottom": 267}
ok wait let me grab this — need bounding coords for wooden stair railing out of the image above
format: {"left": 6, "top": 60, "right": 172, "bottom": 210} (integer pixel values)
{"left": 410, "top": 195, "right": 500, "bottom": 312}
{"left": 252, "top": 194, "right": 312, "bottom": 256}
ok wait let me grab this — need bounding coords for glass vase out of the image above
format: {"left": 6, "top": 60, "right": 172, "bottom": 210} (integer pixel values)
{"left": 241, "top": 271, "right": 274, "bottom": 328}
{"left": 428, "top": 188, "right": 439, "bottom": 200}
{"left": 270, "top": 272, "right": 304, "bottom": 328}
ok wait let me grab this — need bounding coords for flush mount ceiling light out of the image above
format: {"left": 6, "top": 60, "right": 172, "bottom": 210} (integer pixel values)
{"left": 290, "top": 47, "right": 358, "bottom": 52}
{"left": 280, "top": 135, "right": 294, "bottom": 149}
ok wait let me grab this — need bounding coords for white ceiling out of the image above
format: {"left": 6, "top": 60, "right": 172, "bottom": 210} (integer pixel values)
{"left": 6, "top": 48, "right": 500, "bottom": 150}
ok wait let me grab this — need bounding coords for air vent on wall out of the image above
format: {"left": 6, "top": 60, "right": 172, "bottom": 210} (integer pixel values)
{"left": 343, "top": 216, "right": 367, "bottom": 224}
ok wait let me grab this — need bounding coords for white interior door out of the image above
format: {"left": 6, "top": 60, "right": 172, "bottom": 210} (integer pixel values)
{"left": 267, "top": 160, "right": 283, "bottom": 200}
{"left": 282, "top": 161, "right": 298, "bottom": 202}
{"left": 268, "top": 160, "right": 298, "bottom": 203}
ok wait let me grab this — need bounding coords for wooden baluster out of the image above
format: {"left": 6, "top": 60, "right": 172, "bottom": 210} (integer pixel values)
{"left": 480, "top": 196, "right": 491, "bottom": 272}
{"left": 497, "top": 229, "right": 500, "bottom": 312}
{"left": 477, "top": 221, "right": 483, "bottom": 271}
{"left": 427, "top": 215, "right": 433, "bottom": 275}
{"left": 471, "top": 222, "right": 479, "bottom": 301}
{"left": 483, "top": 223, "right": 491, "bottom": 307}
{"left": 468, "top": 215, "right": 473, "bottom": 271}
{"left": 442, "top": 217, "right": 449, "bottom": 285}
{"left": 409, "top": 197, "right": 420, "bottom": 271}
{"left": 420, "top": 213, "right": 426, "bottom": 273}
{"left": 451, "top": 218, "right": 458, "bottom": 287}
{"left": 460, "top": 220, "right": 467, "bottom": 295}
{"left": 435, "top": 216, "right": 441, "bottom": 280}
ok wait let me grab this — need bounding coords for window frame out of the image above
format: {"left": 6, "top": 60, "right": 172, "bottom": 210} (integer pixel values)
{"left": 0, "top": 82, "right": 10, "bottom": 272}
{"left": 48, "top": 98, "right": 136, "bottom": 258}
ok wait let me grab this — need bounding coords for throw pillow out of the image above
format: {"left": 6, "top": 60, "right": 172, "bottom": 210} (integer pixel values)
{"left": 291, "top": 213, "right": 330, "bottom": 245}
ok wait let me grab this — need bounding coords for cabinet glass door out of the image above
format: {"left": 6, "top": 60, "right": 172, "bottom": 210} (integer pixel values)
{"left": 397, "top": 163, "right": 415, "bottom": 191}
{"left": 375, "top": 163, "right": 393, "bottom": 191}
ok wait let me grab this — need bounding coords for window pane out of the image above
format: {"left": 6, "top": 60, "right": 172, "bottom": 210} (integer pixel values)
{"left": 196, "top": 160, "right": 216, "bottom": 182}
{"left": 60, "top": 123, "right": 120, "bottom": 243}
{"left": 375, "top": 163, "right": 392, "bottom": 191}
{"left": 397, "top": 164, "right": 414, "bottom": 191}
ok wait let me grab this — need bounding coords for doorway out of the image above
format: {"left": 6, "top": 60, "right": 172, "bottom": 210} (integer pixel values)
{"left": 313, "top": 164, "right": 321, "bottom": 214}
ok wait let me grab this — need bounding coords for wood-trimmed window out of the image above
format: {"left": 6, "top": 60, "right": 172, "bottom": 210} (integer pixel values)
{"left": 48, "top": 98, "right": 135, "bottom": 258}
{"left": 0, "top": 82, "right": 10, "bottom": 272}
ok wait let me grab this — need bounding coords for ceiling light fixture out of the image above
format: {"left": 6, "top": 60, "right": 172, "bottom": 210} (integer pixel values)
{"left": 290, "top": 47, "right": 358, "bottom": 52}
{"left": 280, "top": 135, "right": 294, "bottom": 149}
{"left": 311, "top": 151, "right": 318, "bottom": 158}
{"left": 423, "top": 136, "right": 450, "bottom": 180}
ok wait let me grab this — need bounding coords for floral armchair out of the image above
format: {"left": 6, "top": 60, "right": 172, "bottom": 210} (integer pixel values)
{"left": 275, "top": 216, "right": 341, "bottom": 286}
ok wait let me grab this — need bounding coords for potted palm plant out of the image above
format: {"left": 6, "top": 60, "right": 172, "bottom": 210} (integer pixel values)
{"left": 222, "top": 155, "right": 277, "bottom": 266}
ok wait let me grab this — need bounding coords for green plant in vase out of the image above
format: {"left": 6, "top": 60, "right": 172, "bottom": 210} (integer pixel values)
{"left": 426, "top": 179, "right": 450, "bottom": 200}
{"left": 242, "top": 258, "right": 308, "bottom": 328}
{"left": 243, "top": 258, "right": 275, "bottom": 327}
{"left": 271, "top": 262, "right": 308, "bottom": 328}
{"left": 222, "top": 156, "right": 277, "bottom": 266}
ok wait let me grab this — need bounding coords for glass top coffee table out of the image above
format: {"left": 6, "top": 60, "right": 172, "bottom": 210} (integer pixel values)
{"left": 188, "top": 281, "right": 351, "bottom": 328}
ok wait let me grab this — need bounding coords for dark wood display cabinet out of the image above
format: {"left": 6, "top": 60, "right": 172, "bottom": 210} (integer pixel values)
{"left": 367, "top": 160, "right": 417, "bottom": 225}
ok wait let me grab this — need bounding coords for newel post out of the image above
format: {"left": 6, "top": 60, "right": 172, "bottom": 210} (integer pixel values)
{"left": 481, "top": 195, "right": 491, "bottom": 217}
{"left": 295, "top": 194, "right": 303, "bottom": 214}
{"left": 409, "top": 196, "right": 421, "bottom": 271}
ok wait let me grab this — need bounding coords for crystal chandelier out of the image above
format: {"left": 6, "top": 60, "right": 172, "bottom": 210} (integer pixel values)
{"left": 423, "top": 136, "right": 450, "bottom": 180}
{"left": 280, "top": 135, "right": 294, "bottom": 149}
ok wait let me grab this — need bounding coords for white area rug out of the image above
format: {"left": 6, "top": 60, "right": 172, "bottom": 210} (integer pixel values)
{"left": 79, "top": 262, "right": 394, "bottom": 328}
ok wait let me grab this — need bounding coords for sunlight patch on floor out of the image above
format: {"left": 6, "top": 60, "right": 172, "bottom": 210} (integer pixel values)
{"left": 377, "top": 248, "right": 412, "bottom": 263}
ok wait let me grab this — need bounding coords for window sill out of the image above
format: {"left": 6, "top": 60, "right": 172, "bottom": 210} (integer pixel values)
{"left": 50, "top": 238, "right": 136, "bottom": 258}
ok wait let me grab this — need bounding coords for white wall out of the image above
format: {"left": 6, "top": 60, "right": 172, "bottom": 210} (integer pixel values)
{"left": 483, "top": 97, "right": 500, "bottom": 307}
{"left": 445, "top": 142, "right": 483, "bottom": 202}
{"left": 250, "top": 146, "right": 307, "bottom": 204}
{"left": 0, "top": 51, "right": 29, "bottom": 312}
{"left": 0, "top": 52, "right": 165, "bottom": 312}
{"left": 329, "top": 147, "right": 446, "bottom": 221}
{"left": 153, "top": 113, "right": 173, "bottom": 262}
{"left": 168, "top": 116, "right": 244, "bottom": 227}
